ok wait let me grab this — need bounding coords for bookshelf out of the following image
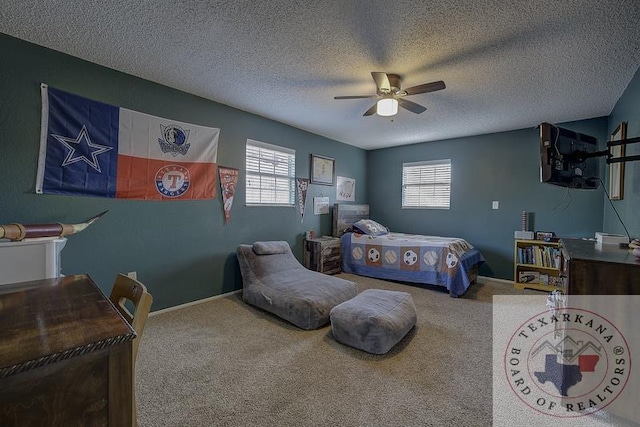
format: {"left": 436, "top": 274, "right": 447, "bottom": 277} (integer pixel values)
{"left": 513, "top": 239, "right": 562, "bottom": 292}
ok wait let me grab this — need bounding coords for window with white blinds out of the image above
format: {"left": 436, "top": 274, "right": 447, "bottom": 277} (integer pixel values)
{"left": 402, "top": 159, "right": 451, "bottom": 209}
{"left": 246, "top": 139, "right": 295, "bottom": 206}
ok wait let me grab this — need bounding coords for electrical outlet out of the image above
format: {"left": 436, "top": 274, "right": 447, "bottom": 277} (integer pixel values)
{"left": 127, "top": 271, "right": 137, "bottom": 280}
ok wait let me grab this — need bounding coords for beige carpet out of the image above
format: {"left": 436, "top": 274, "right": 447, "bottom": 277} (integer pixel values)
{"left": 136, "top": 275, "right": 537, "bottom": 427}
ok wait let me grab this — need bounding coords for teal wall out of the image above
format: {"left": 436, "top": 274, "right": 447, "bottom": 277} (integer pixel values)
{"left": 3, "top": 32, "right": 637, "bottom": 302}
{"left": 366, "top": 118, "right": 609, "bottom": 280}
{"left": 0, "top": 34, "right": 367, "bottom": 310}
{"left": 605, "top": 66, "right": 640, "bottom": 237}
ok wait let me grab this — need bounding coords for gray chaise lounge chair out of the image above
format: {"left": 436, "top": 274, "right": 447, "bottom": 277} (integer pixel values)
{"left": 237, "top": 241, "right": 358, "bottom": 330}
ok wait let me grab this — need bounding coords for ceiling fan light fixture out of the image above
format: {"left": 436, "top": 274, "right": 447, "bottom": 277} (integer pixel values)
{"left": 377, "top": 98, "right": 398, "bottom": 117}
{"left": 335, "top": 72, "right": 444, "bottom": 117}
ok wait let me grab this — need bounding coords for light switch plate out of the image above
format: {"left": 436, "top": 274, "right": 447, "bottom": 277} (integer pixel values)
{"left": 492, "top": 201, "right": 499, "bottom": 210}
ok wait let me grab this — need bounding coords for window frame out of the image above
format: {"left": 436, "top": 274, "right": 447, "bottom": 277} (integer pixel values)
{"left": 401, "top": 159, "right": 451, "bottom": 209}
{"left": 245, "top": 139, "right": 296, "bottom": 207}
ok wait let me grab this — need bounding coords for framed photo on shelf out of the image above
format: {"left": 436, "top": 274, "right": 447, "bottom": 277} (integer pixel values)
{"left": 608, "top": 122, "right": 626, "bottom": 200}
{"left": 535, "top": 231, "right": 555, "bottom": 242}
{"left": 310, "top": 154, "right": 335, "bottom": 185}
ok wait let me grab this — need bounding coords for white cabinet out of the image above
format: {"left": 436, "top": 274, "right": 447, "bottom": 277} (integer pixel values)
{"left": 0, "top": 238, "right": 66, "bottom": 285}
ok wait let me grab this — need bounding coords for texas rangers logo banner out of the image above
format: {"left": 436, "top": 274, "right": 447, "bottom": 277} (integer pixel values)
{"left": 36, "top": 84, "right": 219, "bottom": 200}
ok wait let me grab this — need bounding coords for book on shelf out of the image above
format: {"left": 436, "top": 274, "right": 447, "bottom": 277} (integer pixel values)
{"left": 518, "top": 271, "right": 540, "bottom": 284}
{"left": 517, "top": 245, "right": 562, "bottom": 269}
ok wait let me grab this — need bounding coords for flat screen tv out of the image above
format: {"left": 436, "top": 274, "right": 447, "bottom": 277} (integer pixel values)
{"left": 539, "top": 122, "right": 599, "bottom": 189}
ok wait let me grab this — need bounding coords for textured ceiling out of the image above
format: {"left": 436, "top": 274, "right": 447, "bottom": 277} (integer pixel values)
{"left": 1, "top": 1, "right": 640, "bottom": 150}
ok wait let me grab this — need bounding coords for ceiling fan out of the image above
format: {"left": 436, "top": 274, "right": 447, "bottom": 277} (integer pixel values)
{"left": 334, "top": 72, "right": 446, "bottom": 117}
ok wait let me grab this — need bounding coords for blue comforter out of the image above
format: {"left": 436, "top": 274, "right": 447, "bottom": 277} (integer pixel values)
{"left": 341, "top": 232, "right": 485, "bottom": 297}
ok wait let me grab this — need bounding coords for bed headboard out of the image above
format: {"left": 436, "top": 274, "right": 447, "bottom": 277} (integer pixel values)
{"left": 332, "top": 204, "right": 369, "bottom": 237}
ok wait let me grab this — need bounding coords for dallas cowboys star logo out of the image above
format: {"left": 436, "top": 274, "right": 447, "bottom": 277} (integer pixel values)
{"left": 52, "top": 125, "right": 113, "bottom": 172}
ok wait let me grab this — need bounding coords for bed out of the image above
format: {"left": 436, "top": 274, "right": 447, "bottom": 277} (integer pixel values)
{"left": 333, "top": 204, "right": 485, "bottom": 297}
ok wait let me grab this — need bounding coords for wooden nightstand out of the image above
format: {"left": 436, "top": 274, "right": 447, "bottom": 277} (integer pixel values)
{"left": 303, "top": 236, "right": 341, "bottom": 274}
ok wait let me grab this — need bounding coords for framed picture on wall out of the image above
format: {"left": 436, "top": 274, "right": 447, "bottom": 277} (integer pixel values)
{"left": 608, "top": 122, "right": 626, "bottom": 200}
{"left": 310, "top": 154, "right": 335, "bottom": 185}
{"left": 313, "top": 196, "right": 330, "bottom": 215}
{"left": 336, "top": 176, "right": 355, "bottom": 201}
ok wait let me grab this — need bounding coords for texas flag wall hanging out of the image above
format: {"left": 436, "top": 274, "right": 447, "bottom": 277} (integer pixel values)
{"left": 36, "top": 84, "right": 219, "bottom": 200}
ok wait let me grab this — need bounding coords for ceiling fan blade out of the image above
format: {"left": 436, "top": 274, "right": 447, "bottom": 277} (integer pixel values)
{"left": 403, "top": 80, "right": 446, "bottom": 96}
{"left": 398, "top": 98, "right": 427, "bottom": 114}
{"left": 371, "top": 72, "right": 391, "bottom": 93}
{"left": 334, "top": 95, "right": 377, "bottom": 100}
{"left": 363, "top": 103, "right": 377, "bottom": 116}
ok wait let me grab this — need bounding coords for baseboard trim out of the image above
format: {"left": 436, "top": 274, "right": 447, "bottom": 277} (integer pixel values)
{"left": 150, "top": 277, "right": 512, "bottom": 316}
{"left": 478, "top": 275, "right": 513, "bottom": 286}
{"left": 149, "top": 289, "right": 242, "bottom": 317}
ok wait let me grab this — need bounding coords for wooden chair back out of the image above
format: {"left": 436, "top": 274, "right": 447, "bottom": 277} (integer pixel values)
{"left": 109, "top": 273, "right": 153, "bottom": 364}
{"left": 109, "top": 273, "right": 152, "bottom": 427}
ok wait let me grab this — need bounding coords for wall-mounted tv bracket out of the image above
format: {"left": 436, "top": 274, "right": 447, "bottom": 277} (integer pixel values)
{"left": 568, "top": 136, "right": 640, "bottom": 164}
{"left": 606, "top": 135, "right": 640, "bottom": 164}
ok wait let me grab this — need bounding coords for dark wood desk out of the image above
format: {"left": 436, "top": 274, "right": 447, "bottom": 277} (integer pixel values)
{"left": 561, "top": 238, "right": 640, "bottom": 294}
{"left": 0, "top": 274, "right": 136, "bottom": 426}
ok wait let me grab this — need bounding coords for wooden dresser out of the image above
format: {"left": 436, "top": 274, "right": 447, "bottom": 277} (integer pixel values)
{"left": 303, "top": 236, "right": 341, "bottom": 274}
{"left": 0, "top": 274, "right": 136, "bottom": 426}
{"left": 560, "top": 238, "right": 640, "bottom": 295}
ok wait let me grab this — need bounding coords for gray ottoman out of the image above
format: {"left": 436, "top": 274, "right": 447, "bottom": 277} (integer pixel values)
{"left": 330, "top": 289, "right": 417, "bottom": 354}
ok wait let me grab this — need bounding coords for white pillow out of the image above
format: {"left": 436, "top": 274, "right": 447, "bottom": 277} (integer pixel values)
{"left": 353, "top": 219, "right": 389, "bottom": 236}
